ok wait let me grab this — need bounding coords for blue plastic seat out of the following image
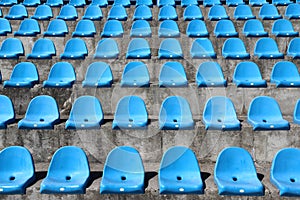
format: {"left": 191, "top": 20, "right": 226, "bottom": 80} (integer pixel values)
{"left": 203, "top": 96, "right": 240, "bottom": 130}
{"left": 183, "top": 5, "right": 204, "bottom": 20}
{"left": 113, "top": 0, "right": 130, "bottom": 7}
{"left": 196, "top": 62, "right": 227, "bottom": 87}
{"left": 271, "top": 61, "right": 300, "bottom": 87}
{"left": 273, "top": 0, "right": 291, "bottom": 6}
{"left": 14, "top": 19, "right": 40, "bottom": 36}
{"left": 159, "top": 146, "right": 203, "bottom": 194}
{"left": 222, "top": 38, "right": 250, "bottom": 59}
{"left": 249, "top": 0, "right": 267, "bottom": 6}
{"left": 60, "top": 38, "right": 88, "bottom": 59}
{"left": 56, "top": 5, "right": 77, "bottom": 20}
{"left": 0, "top": 18, "right": 12, "bottom": 36}
{"left": 66, "top": 96, "right": 103, "bottom": 129}
{"left": 214, "top": 19, "right": 238, "bottom": 37}
{"left": 186, "top": 20, "right": 209, "bottom": 37}
{"left": 100, "top": 146, "right": 145, "bottom": 194}
{"left": 43, "top": 62, "right": 76, "bottom": 88}
{"left": 226, "top": 0, "right": 244, "bottom": 6}
{"left": 190, "top": 38, "right": 216, "bottom": 59}
{"left": 126, "top": 38, "right": 151, "bottom": 59}
{"left": 82, "top": 62, "right": 113, "bottom": 87}
{"left": 159, "top": 96, "right": 194, "bottom": 130}
{"left": 91, "top": 0, "right": 107, "bottom": 7}
{"left": 101, "top": 20, "right": 124, "bottom": 37}
{"left": 72, "top": 20, "right": 96, "bottom": 37}
{"left": 133, "top": 5, "right": 152, "bottom": 20}
{"left": 23, "top": 0, "right": 40, "bottom": 7}
{"left": 0, "top": 38, "right": 24, "bottom": 59}
{"left": 158, "top": 39, "right": 183, "bottom": 59}
{"left": 5, "top": 4, "right": 27, "bottom": 20}
{"left": 0, "top": 95, "right": 15, "bottom": 129}
{"left": 40, "top": 146, "right": 90, "bottom": 194}
{"left": 0, "top": 0, "right": 17, "bottom": 6}
{"left": 254, "top": 38, "right": 283, "bottom": 59}
{"left": 247, "top": 96, "right": 289, "bottom": 130}
{"left": 69, "top": 0, "right": 85, "bottom": 7}
{"left": 259, "top": 4, "right": 281, "bottom": 20}
{"left": 285, "top": 3, "right": 300, "bottom": 19}
{"left": 44, "top": 19, "right": 68, "bottom": 36}
{"left": 0, "top": 146, "right": 35, "bottom": 194}
{"left": 203, "top": 0, "right": 221, "bottom": 7}
{"left": 31, "top": 5, "right": 53, "bottom": 20}
{"left": 158, "top": 5, "right": 178, "bottom": 21}
{"left": 120, "top": 62, "right": 150, "bottom": 87}
{"left": 243, "top": 19, "right": 268, "bottom": 37}
{"left": 112, "top": 96, "right": 148, "bottom": 129}
{"left": 233, "top": 62, "right": 266, "bottom": 87}
{"left": 208, "top": 5, "right": 229, "bottom": 20}
{"left": 45, "top": 0, "right": 62, "bottom": 6}
{"left": 215, "top": 147, "right": 264, "bottom": 195}
{"left": 272, "top": 19, "right": 298, "bottom": 37}
{"left": 27, "top": 38, "right": 56, "bottom": 59}
{"left": 159, "top": 61, "right": 188, "bottom": 87}
{"left": 82, "top": 5, "right": 103, "bottom": 20}
{"left": 108, "top": 5, "right": 127, "bottom": 21}
{"left": 130, "top": 20, "right": 152, "bottom": 37}
{"left": 287, "top": 38, "right": 300, "bottom": 59}
{"left": 234, "top": 5, "right": 255, "bottom": 20}
{"left": 158, "top": 0, "right": 175, "bottom": 7}
{"left": 94, "top": 39, "right": 119, "bottom": 59}
{"left": 136, "top": 0, "right": 153, "bottom": 7}
{"left": 159, "top": 20, "right": 180, "bottom": 37}
{"left": 181, "top": 0, "right": 198, "bottom": 7}
{"left": 3, "top": 62, "right": 38, "bottom": 88}
{"left": 294, "top": 101, "right": 300, "bottom": 125}
{"left": 18, "top": 95, "right": 60, "bottom": 129}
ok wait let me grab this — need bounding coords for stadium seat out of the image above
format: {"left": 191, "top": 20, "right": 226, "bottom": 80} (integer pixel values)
{"left": 247, "top": 96, "right": 289, "bottom": 130}
{"left": 91, "top": 0, "right": 107, "bottom": 7}
{"left": 0, "top": 18, "right": 12, "bottom": 36}
{"left": 136, "top": 0, "right": 153, "bottom": 6}
{"left": 203, "top": 0, "right": 221, "bottom": 7}
{"left": 3, "top": 62, "right": 38, "bottom": 88}
{"left": 23, "top": 0, "right": 40, "bottom": 7}
{"left": 158, "top": 5, "right": 178, "bottom": 20}
{"left": 40, "top": 146, "right": 90, "bottom": 194}
{"left": 208, "top": 5, "right": 229, "bottom": 20}
{"left": 44, "top": 19, "right": 68, "bottom": 36}
{"left": 72, "top": 20, "right": 96, "bottom": 37}
{"left": 0, "top": 0, "right": 17, "bottom": 6}
{"left": 233, "top": 62, "right": 267, "bottom": 87}
{"left": 0, "top": 146, "right": 35, "bottom": 194}
{"left": 100, "top": 146, "right": 145, "bottom": 194}
{"left": 243, "top": 19, "right": 268, "bottom": 37}
{"left": 82, "top": 62, "right": 113, "bottom": 87}
{"left": 31, "top": 4, "right": 53, "bottom": 20}
{"left": 94, "top": 39, "right": 119, "bottom": 59}
{"left": 133, "top": 5, "right": 152, "bottom": 20}
{"left": 56, "top": 5, "right": 77, "bottom": 20}
{"left": 190, "top": 38, "right": 216, "bottom": 58}
{"left": 158, "top": 0, "right": 175, "bottom": 7}
{"left": 215, "top": 147, "right": 264, "bottom": 195}
{"left": 226, "top": 0, "right": 245, "bottom": 6}
{"left": 130, "top": 20, "right": 152, "bottom": 37}
{"left": 43, "top": 62, "right": 76, "bottom": 88}
{"left": 101, "top": 20, "right": 124, "bottom": 37}
{"left": 108, "top": 5, "right": 127, "bottom": 21}
{"left": 272, "top": 19, "right": 298, "bottom": 37}
{"left": 285, "top": 3, "right": 300, "bottom": 19}
{"left": 273, "top": 0, "right": 291, "bottom": 6}
{"left": 214, "top": 19, "right": 238, "bottom": 37}
{"left": 69, "top": 0, "right": 86, "bottom": 7}
{"left": 113, "top": 0, "right": 130, "bottom": 7}
{"left": 186, "top": 20, "right": 209, "bottom": 37}
{"left": 126, "top": 38, "right": 151, "bottom": 59}
{"left": 254, "top": 38, "right": 283, "bottom": 59}
{"left": 271, "top": 61, "right": 300, "bottom": 87}
{"left": 181, "top": 0, "right": 198, "bottom": 7}
{"left": 249, "top": 0, "right": 267, "bottom": 6}
{"left": 294, "top": 101, "right": 300, "bottom": 124}
{"left": 120, "top": 62, "right": 150, "bottom": 87}
{"left": 234, "top": 5, "right": 256, "bottom": 20}
{"left": 82, "top": 5, "right": 103, "bottom": 20}
{"left": 158, "top": 20, "right": 180, "bottom": 37}
{"left": 14, "top": 19, "right": 40, "bottom": 36}
{"left": 159, "top": 61, "right": 188, "bottom": 87}
{"left": 5, "top": 4, "right": 27, "bottom": 20}
{"left": 287, "top": 38, "right": 300, "bottom": 59}
{"left": 0, "top": 95, "right": 15, "bottom": 129}
{"left": 60, "top": 38, "right": 87, "bottom": 59}
{"left": 270, "top": 148, "right": 300, "bottom": 196}
{"left": 112, "top": 96, "right": 148, "bottom": 129}
{"left": 18, "top": 95, "right": 60, "bottom": 129}
{"left": 45, "top": 0, "right": 62, "bottom": 6}
{"left": 65, "top": 96, "right": 104, "bottom": 129}
{"left": 203, "top": 96, "right": 240, "bottom": 130}
{"left": 159, "top": 96, "right": 194, "bottom": 130}
{"left": 259, "top": 4, "right": 281, "bottom": 20}
{"left": 27, "top": 38, "right": 56, "bottom": 59}
{"left": 183, "top": 5, "right": 204, "bottom": 20}
{"left": 158, "top": 39, "right": 183, "bottom": 59}
{"left": 159, "top": 146, "right": 203, "bottom": 194}
{"left": 222, "top": 38, "right": 250, "bottom": 59}
{"left": 0, "top": 38, "right": 24, "bottom": 59}
{"left": 196, "top": 62, "right": 227, "bottom": 87}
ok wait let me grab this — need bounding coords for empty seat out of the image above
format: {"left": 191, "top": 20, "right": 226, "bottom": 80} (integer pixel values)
{"left": 158, "top": 0, "right": 175, "bottom": 7}
{"left": 0, "top": 0, "right": 17, "bottom": 6}
{"left": 18, "top": 95, "right": 60, "bottom": 129}
{"left": 215, "top": 147, "right": 264, "bottom": 195}
{"left": 181, "top": 0, "right": 198, "bottom": 7}
{"left": 208, "top": 5, "right": 229, "bottom": 20}
{"left": 82, "top": 5, "right": 103, "bottom": 20}
{"left": 249, "top": 0, "right": 267, "bottom": 6}
{"left": 243, "top": 19, "right": 268, "bottom": 37}
{"left": 203, "top": 96, "right": 240, "bottom": 130}
{"left": 259, "top": 4, "right": 281, "bottom": 20}
{"left": 3, "top": 62, "right": 38, "bottom": 88}
{"left": 27, "top": 38, "right": 56, "bottom": 59}
{"left": 82, "top": 62, "right": 113, "bottom": 87}
{"left": 44, "top": 19, "right": 68, "bottom": 37}
{"left": 0, "top": 38, "right": 24, "bottom": 59}
{"left": 158, "top": 5, "right": 178, "bottom": 20}
{"left": 133, "top": 5, "right": 152, "bottom": 20}
{"left": 159, "top": 61, "right": 188, "bottom": 87}
{"left": 222, "top": 38, "right": 250, "bottom": 59}
{"left": 40, "top": 146, "right": 90, "bottom": 194}
{"left": 14, "top": 19, "right": 40, "bottom": 36}
{"left": 5, "top": 4, "right": 27, "bottom": 20}
{"left": 254, "top": 38, "right": 283, "bottom": 59}
{"left": 159, "top": 96, "right": 194, "bottom": 129}
{"left": 120, "top": 62, "right": 150, "bottom": 87}
{"left": 100, "top": 146, "right": 145, "bottom": 194}
{"left": 66, "top": 96, "right": 104, "bottom": 129}
{"left": 91, "top": 0, "right": 107, "bottom": 7}
{"left": 186, "top": 20, "right": 209, "bottom": 37}
{"left": 287, "top": 38, "right": 300, "bottom": 59}
{"left": 203, "top": 0, "right": 221, "bottom": 7}
{"left": 31, "top": 4, "right": 53, "bottom": 20}
{"left": 0, "top": 95, "right": 15, "bottom": 129}
{"left": 226, "top": 0, "right": 245, "bottom": 6}
{"left": 294, "top": 101, "right": 300, "bottom": 124}
{"left": 136, "top": 0, "right": 153, "bottom": 6}
{"left": 214, "top": 19, "right": 238, "bottom": 37}
{"left": 112, "top": 96, "right": 148, "bottom": 129}
{"left": 158, "top": 39, "right": 183, "bottom": 59}
{"left": 113, "top": 0, "right": 130, "bottom": 7}
{"left": 233, "top": 61, "right": 267, "bottom": 87}
{"left": 57, "top": 5, "right": 77, "bottom": 20}
{"left": 108, "top": 5, "right": 127, "bottom": 21}
{"left": 101, "top": 20, "right": 124, "bottom": 37}
{"left": 271, "top": 61, "right": 300, "bottom": 87}
{"left": 69, "top": 0, "right": 86, "bottom": 7}
{"left": 272, "top": 19, "right": 298, "bottom": 37}
{"left": 234, "top": 5, "right": 255, "bottom": 20}
{"left": 23, "top": 0, "right": 40, "bottom": 6}
{"left": 0, "top": 18, "right": 12, "bottom": 36}
{"left": 285, "top": 3, "right": 300, "bottom": 19}
{"left": 45, "top": 0, "right": 62, "bottom": 6}
{"left": 126, "top": 38, "right": 151, "bottom": 59}
{"left": 61, "top": 38, "right": 87, "bottom": 59}
{"left": 94, "top": 39, "right": 119, "bottom": 59}
{"left": 159, "top": 146, "right": 203, "bottom": 194}
{"left": 273, "top": 0, "right": 291, "bottom": 6}
{"left": 130, "top": 20, "right": 152, "bottom": 37}
{"left": 43, "top": 62, "right": 76, "bottom": 88}
{"left": 196, "top": 62, "right": 227, "bottom": 87}
{"left": 247, "top": 96, "right": 289, "bottom": 130}
{"left": 190, "top": 38, "right": 216, "bottom": 58}
{"left": 159, "top": 20, "right": 180, "bottom": 37}
{"left": 72, "top": 20, "right": 96, "bottom": 37}
{"left": 0, "top": 146, "right": 35, "bottom": 194}
{"left": 183, "top": 5, "right": 204, "bottom": 20}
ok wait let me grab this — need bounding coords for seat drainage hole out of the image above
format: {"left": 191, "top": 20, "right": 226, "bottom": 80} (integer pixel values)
{"left": 65, "top": 176, "right": 71, "bottom": 181}
{"left": 173, "top": 119, "right": 178, "bottom": 123}
{"left": 40, "top": 118, "right": 44, "bottom": 122}
{"left": 217, "top": 119, "right": 222, "bottom": 123}
{"left": 121, "top": 176, "right": 126, "bottom": 181}
{"left": 84, "top": 119, "right": 88, "bottom": 122}
{"left": 9, "top": 176, "right": 15, "bottom": 181}
{"left": 290, "top": 178, "right": 295, "bottom": 183}
{"left": 177, "top": 176, "right": 182, "bottom": 181}
{"left": 129, "top": 118, "right": 133, "bottom": 122}
{"left": 262, "top": 119, "right": 267, "bottom": 123}
{"left": 232, "top": 177, "right": 237, "bottom": 181}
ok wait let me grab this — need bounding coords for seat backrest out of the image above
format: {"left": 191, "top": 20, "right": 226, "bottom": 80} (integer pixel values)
{"left": 31, "top": 38, "right": 55, "bottom": 54}
{"left": 46, "top": 19, "right": 68, "bottom": 33}
{"left": 159, "top": 5, "right": 177, "bottom": 18}
{"left": 1, "top": 38, "right": 24, "bottom": 54}
{"left": 95, "top": 38, "right": 119, "bottom": 57}
{"left": 288, "top": 38, "right": 300, "bottom": 54}
{"left": 159, "top": 38, "right": 182, "bottom": 55}
{"left": 7, "top": 4, "right": 27, "bottom": 16}
{"left": 108, "top": 5, "right": 127, "bottom": 18}
{"left": 255, "top": 38, "right": 279, "bottom": 53}
{"left": 0, "top": 95, "right": 15, "bottom": 119}
{"left": 184, "top": 5, "right": 202, "bottom": 17}
{"left": 33, "top": 4, "right": 52, "bottom": 18}
{"left": 243, "top": 19, "right": 265, "bottom": 32}
{"left": 46, "top": 0, "right": 63, "bottom": 6}
{"left": 48, "top": 62, "right": 75, "bottom": 80}
{"left": 69, "top": 0, "right": 86, "bottom": 7}
{"left": 102, "top": 20, "right": 123, "bottom": 34}
{"left": 215, "top": 19, "right": 236, "bottom": 33}
{"left": 127, "top": 38, "right": 150, "bottom": 53}
{"left": 204, "top": 0, "right": 221, "bottom": 6}
{"left": 59, "top": 4, "right": 77, "bottom": 17}
{"left": 63, "top": 38, "right": 87, "bottom": 54}
{"left": 74, "top": 19, "right": 96, "bottom": 33}
{"left": 131, "top": 20, "right": 151, "bottom": 36}
{"left": 159, "top": 20, "right": 179, "bottom": 33}
{"left": 136, "top": 0, "right": 153, "bottom": 6}
{"left": 234, "top": 4, "right": 252, "bottom": 16}
{"left": 121, "top": 61, "right": 150, "bottom": 85}
{"left": 259, "top": 4, "right": 279, "bottom": 16}
{"left": 134, "top": 5, "right": 152, "bottom": 17}
{"left": 91, "top": 0, "right": 107, "bottom": 6}
{"left": 23, "top": 0, "right": 41, "bottom": 6}
{"left": 208, "top": 5, "right": 227, "bottom": 17}
{"left": 271, "top": 61, "right": 300, "bottom": 80}
{"left": 0, "top": 18, "right": 11, "bottom": 33}
{"left": 114, "top": 96, "right": 147, "bottom": 119}
{"left": 158, "top": 0, "right": 175, "bottom": 7}
{"left": 285, "top": 3, "right": 300, "bottom": 17}
{"left": 248, "top": 96, "right": 283, "bottom": 119}
{"left": 196, "top": 62, "right": 225, "bottom": 82}
{"left": 223, "top": 38, "right": 247, "bottom": 53}
{"left": 10, "top": 62, "right": 38, "bottom": 81}
{"left": 272, "top": 19, "right": 295, "bottom": 32}
{"left": 159, "top": 96, "right": 193, "bottom": 120}
{"left": 181, "top": 0, "right": 198, "bottom": 6}
{"left": 113, "top": 0, "right": 130, "bottom": 6}
{"left": 18, "top": 19, "right": 40, "bottom": 33}
{"left": 84, "top": 5, "right": 102, "bottom": 17}
{"left": 159, "top": 61, "right": 187, "bottom": 83}
{"left": 234, "top": 61, "right": 263, "bottom": 79}
{"left": 84, "top": 62, "right": 113, "bottom": 83}
{"left": 187, "top": 19, "right": 207, "bottom": 33}
{"left": 191, "top": 38, "right": 215, "bottom": 54}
